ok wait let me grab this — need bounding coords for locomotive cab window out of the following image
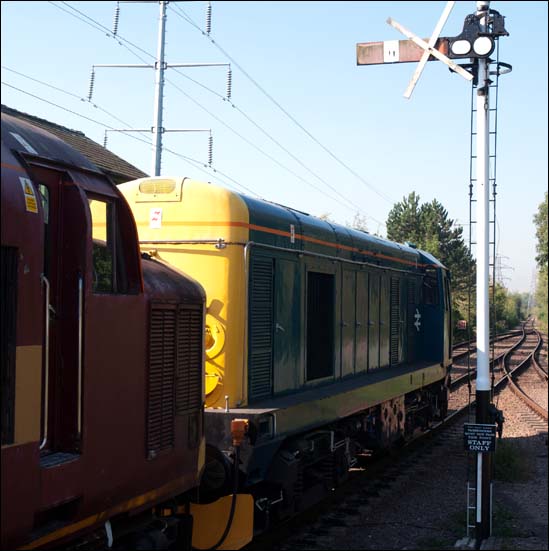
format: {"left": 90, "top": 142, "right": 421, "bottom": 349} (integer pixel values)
{"left": 88, "top": 197, "right": 127, "bottom": 294}
{"left": 422, "top": 268, "right": 439, "bottom": 305}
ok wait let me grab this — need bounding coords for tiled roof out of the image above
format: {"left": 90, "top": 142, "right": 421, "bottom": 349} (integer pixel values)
{"left": 1, "top": 104, "right": 148, "bottom": 183}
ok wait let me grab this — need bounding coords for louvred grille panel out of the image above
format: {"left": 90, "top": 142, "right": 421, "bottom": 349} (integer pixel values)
{"left": 248, "top": 256, "right": 273, "bottom": 402}
{"left": 390, "top": 278, "right": 400, "bottom": 366}
{"left": 176, "top": 308, "right": 203, "bottom": 415}
{"left": 147, "top": 304, "right": 203, "bottom": 457}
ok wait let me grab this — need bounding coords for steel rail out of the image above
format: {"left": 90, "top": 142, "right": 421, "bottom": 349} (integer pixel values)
{"left": 496, "top": 329, "right": 548, "bottom": 421}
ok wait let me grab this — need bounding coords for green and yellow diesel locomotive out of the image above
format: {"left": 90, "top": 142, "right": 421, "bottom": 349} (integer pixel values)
{"left": 119, "top": 176, "right": 452, "bottom": 530}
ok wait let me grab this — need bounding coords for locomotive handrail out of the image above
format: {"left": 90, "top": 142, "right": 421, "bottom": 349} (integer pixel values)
{"left": 139, "top": 238, "right": 427, "bottom": 276}
{"left": 40, "top": 274, "right": 50, "bottom": 450}
{"left": 77, "top": 273, "right": 83, "bottom": 439}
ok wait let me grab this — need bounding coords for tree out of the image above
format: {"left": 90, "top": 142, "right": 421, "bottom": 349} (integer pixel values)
{"left": 534, "top": 270, "right": 548, "bottom": 332}
{"left": 386, "top": 192, "right": 423, "bottom": 246}
{"left": 533, "top": 192, "right": 548, "bottom": 331}
{"left": 386, "top": 193, "right": 475, "bottom": 340}
{"left": 533, "top": 191, "right": 548, "bottom": 269}
{"left": 492, "top": 283, "right": 525, "bottom": 332}
{"left": 318, "top": 212, "right": 334, "bottom": 222}
{"left": 346, "top": 212, "right": 369, "bottom": 233}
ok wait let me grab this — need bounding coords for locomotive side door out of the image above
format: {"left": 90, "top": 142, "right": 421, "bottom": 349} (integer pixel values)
{"left": 355, "top": 271, "right": 369, "bottom": 374}
{"left": 29, "top": 165, "right": 87, "bottom": 456}
{"left": 341, "top": 269, "right": 356, "bottom": 378}
{"left": 273, "top": 258, "right": 300, "bottom": 394}
{"left": 368, "top": 272, "right": 380, "bottom": 371}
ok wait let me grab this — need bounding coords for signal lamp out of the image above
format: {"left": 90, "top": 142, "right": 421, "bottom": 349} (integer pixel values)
{"left": 450, "top": 39, "right": 471, "bottom": 56}
{"left": 472, "top": 36, "right": 494, "bottom": 57}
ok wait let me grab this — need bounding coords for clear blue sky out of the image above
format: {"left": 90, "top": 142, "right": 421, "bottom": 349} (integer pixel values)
{"left": 2, "top": 1, "right": 547, "bottom": 293}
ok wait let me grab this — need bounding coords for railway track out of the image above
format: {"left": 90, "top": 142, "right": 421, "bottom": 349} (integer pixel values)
{"left": 245, "top": 323, "right": 547, "bottom": 550}
{"left": 451, "top": 329, "right": 523, "bottom": 361}
{"left": 496, "top": 328, "right": 548, "bottom": 422}
{"left": 450, "top": 329, "right": 524, "bottom": 388}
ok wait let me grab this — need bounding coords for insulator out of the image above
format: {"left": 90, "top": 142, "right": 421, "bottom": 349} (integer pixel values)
{"left": 113, "top": 2, "right": 120, "bottom": 36}
{"left": 88, "top": 69, "right": 95, "bottom": 101}
{"left": 208, "top": 135, "right": 213, "bottom": 166}
{"left": 226, "top": 68, "right": 232, "bottom": 100}
{"left": 206, "top": 2, "right": 212, "bottom": 35}
{"left": 103, "top": 131, "right": 108, "bottom": 148}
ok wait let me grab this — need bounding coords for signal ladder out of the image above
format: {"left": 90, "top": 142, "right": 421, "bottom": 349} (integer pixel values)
{"left": 465, "top": 40, "right": 510, "bottom": 539}
{"left": 467, "top": 39, "right": 506, "bottom": 394}
{"left": 466, "top": 481, "right": 493, "bottom": 538}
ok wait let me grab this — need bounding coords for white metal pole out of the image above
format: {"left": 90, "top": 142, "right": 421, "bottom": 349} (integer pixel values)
{"left": 152, "top": 1, "right": 167, "bottom": 176}
{"left": 476, "top": 55, "right": 490, "bottom": 395}
{"left": 475, "top": 0, "right": 492, "bottom": 543}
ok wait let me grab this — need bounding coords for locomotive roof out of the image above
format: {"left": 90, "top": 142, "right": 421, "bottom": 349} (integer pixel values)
{"left": 2, "top": 112, "right": 103, "bottom": 174}
{"left": 2, "top": 112, "right": 142, "bottom": 201}
{"left": 237, "top": 192, "right": 446, "bottom": 271}
{"left": 1, "top": 105, "right": 147, "bottom": 184}
{"left": 122, "top": 176, "right": 446, "bottom": 272}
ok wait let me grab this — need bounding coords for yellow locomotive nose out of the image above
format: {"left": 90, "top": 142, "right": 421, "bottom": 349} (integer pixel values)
{"left": 205, "top": 314, "right": 226, "bottom": 396}
{"left": 205, "top": 314, "right": 225, "bottom": 360}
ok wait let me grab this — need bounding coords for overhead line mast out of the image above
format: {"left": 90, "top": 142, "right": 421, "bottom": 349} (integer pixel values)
{"left": 356, "top": 2, "right": 510, "bottom": 547}
{"left": 88, "top": 1, "right": 231, "bottom": 176}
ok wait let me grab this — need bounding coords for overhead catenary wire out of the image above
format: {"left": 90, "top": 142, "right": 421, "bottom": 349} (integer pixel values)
{"left": 170, "top": 3, "right": 396, "bottom": 207}
{"left": 36, "top": 2, "right": 384, "bottom": 225}
{"left": 0, "top": 80, "right": 259, "bottom": 198}
{"left": 44, "top": 1, "right": 375, "bottom": 222}
{"left": 2, "top": 65, "right": 151, "bottom": 141}
{"left": 168, "top": 5, "right": 387, "bottom": 226}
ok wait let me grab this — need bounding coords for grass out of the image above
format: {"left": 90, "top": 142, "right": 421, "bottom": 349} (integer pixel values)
{"left": 437, "top": 500, "right": 530, "bottom": 548}
{"left": 492, "top": 503, "right": 532, "bottom": 539}
{"left": 494, "top": 439, "right": 533, "bottom": 483}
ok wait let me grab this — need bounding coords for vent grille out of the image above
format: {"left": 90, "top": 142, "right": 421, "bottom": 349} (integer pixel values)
{"left": 248, "top": 256, "right": 273, "bottom": 402}
{"left": 176, "top": 308, "right": 203, "bottom": 415}
{"left": 147, "top": 304, "right": 203, "bottom": 457}
{"left": 408, "top": 279, "right": 417, "bottom": 304}
{"left": 390, "top": 277, "right": 400, "bottom": 366}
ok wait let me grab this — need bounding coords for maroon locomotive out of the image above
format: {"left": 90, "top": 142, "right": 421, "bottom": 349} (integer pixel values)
{"left": 1, "top": 113, "right": 206, "bottom": 549}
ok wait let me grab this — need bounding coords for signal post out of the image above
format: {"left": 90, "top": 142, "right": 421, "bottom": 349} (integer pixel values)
{"left": 356, "top": 2, "right": 509, "bottom": 546}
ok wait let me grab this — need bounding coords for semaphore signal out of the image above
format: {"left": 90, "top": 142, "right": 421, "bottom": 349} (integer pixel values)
{"left": 356, "top": 2, "right": 511, "bottom": 547}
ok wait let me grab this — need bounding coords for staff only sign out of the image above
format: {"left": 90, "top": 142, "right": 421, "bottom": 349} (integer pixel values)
{"left": 463, "top": 423, "right": 497, "bottom": 452}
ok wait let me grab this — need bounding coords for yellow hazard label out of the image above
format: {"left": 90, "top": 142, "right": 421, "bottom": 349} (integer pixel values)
{"left": 25, "top": 195, "right": 38, "bottom": 213}
{"left": 19, "top": 177, "right": 38, "bottom": 213}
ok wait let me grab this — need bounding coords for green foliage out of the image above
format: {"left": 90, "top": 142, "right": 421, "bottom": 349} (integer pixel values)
{"left": 533, "top": 193, "right": 548, "bottom": 332}
{"left": 494, "top": 439, "right": 532, "bottom": 483}
{"left": 386, "top": 193, "right": 475, "bottom": 339}
{"left": 386, "top": 191, "right": 423, "bottom": 246}
{"left": 492, "top": 283, "right": 526, "bottom": 332}
{"left": 533, "top": 191, "right": 548, "bottom": 270}
{"left": 535, "top": 268, "right": 548, "bottom": 332}
{"left": 92, "top": 241, "right": 113, "bottom": 293}
{"left": 492, "top": 503, "right": 531, "bottom": 538}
